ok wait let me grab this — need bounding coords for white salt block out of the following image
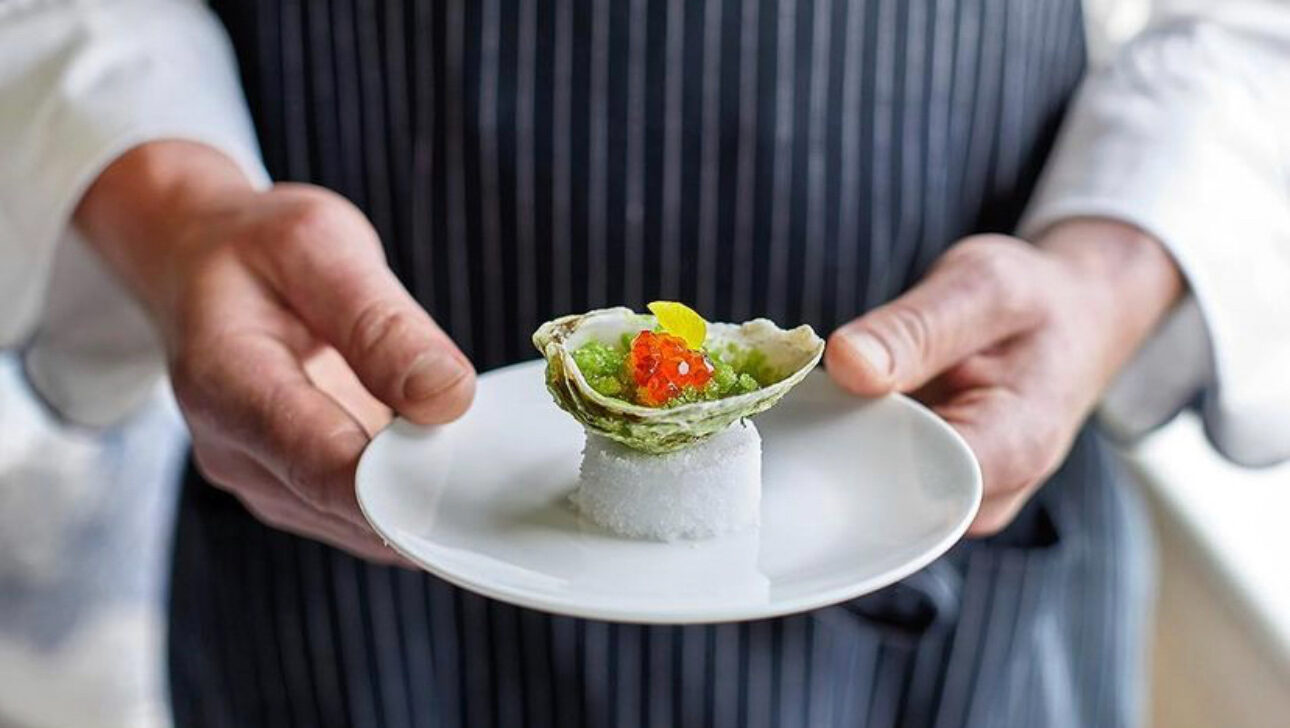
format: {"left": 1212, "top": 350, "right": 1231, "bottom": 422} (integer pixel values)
{"left": 572, "top": 421, "right": 762, "bottom": 541}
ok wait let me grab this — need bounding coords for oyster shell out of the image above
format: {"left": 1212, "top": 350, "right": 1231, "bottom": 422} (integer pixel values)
{"left": 533, "top": 307, "right": 824, "bottom": 453}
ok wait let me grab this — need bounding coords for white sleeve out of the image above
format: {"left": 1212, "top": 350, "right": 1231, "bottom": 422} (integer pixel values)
{"left": 1020, "top": 2, "right": 1290, "bottom": 467}
{"left": 0, "top": 0, "right": 269, "bottom": 426}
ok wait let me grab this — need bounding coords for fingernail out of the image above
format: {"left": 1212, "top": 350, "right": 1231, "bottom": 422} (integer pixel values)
{"left": 842, "top": 330, "right": 892, "bottom": 376}
{"left": 404, "top": 352, "right": 469, "bottom": 402}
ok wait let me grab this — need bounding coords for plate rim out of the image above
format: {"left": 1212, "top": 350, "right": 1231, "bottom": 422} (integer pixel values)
{"left": 357, "top": 359, "right": 982, "bottom": 624}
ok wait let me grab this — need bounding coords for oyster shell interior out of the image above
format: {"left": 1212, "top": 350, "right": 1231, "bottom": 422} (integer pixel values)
{"left": 533, "top": 307, "right": 824, "bottom": 453}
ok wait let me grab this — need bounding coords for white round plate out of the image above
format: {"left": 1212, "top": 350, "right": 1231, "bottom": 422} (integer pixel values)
{"left": 357, "top": 359, "right": 981, "bottom": 624}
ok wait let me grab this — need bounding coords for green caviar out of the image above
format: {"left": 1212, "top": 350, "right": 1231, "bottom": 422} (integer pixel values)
{"left": 572, "top": 337, "right": 770, "bottom": 407}
{"left": 571, "top": 341, "right": 632, "bottom": 397}
{"left": 684, "top": 357, "right": 760, "bottom": 405}
{"left": 715, "top": 342, "right": 777, "bottom": 385}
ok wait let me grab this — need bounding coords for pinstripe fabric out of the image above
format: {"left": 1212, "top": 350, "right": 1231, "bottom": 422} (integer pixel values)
{"left": 175, "top": 1, "right": 1153, "bottom": 726}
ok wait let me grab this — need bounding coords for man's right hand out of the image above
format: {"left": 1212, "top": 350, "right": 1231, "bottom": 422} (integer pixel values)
{"left": 76, "top": 141, "right": 475, "bottom": 564}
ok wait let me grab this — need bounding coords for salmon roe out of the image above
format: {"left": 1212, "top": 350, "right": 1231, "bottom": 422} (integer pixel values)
{"left": 628, "top": 330, "right": 714, "bottom": 406}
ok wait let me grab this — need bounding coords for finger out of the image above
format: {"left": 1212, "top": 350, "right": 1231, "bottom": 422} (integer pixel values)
{"left": 946, "top": 407, "right": 1041, "bottom": 539}
{"left": 240, "top": 483, "right": 412, "bottom": 566}
{"left": 194, "top": 442, "right": 412, "bottom": 566}
{"left": 934, "top": 388, "right": 1066, "bottom": 537}
{"left": 304, "top": 345, "right": 394, "bottom": 437}
{"left": 968, "top": 492, "right": 1034, "bottom": 538}
{"left": 910, "top": 348, "right": 1021, "bottom": 407}
{"left": 174, "top": 326, "right": 371, "bottom": 529}
{"left": 239, "top": 487, "right": 412, "bottom": 567}
{"left": 258, "top": 192, "right": 475, "bottom": 424}
{"left": 826, "top": 237, "right": 1043, "bottom": 396}
{"left": 938, "top": 389, "right": 1048, "bottom": 497}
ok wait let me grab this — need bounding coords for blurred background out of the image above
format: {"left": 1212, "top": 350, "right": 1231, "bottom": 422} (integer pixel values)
{"left": 0, "top": 1, "right": 1287, "bottom": 727}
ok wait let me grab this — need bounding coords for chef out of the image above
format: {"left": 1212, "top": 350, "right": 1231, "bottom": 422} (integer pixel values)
{"left": 2, "top": 1, "right": 1288, "bottom": 726}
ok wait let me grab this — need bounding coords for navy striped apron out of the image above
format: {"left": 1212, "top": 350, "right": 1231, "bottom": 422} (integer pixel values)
{"left": 169, "top": 1, "right": 1153, "bottom": 726}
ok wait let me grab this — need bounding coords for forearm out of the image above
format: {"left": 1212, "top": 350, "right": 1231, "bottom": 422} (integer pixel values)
{"left": 75, "top": 141, "right": 256, "bottom": 316}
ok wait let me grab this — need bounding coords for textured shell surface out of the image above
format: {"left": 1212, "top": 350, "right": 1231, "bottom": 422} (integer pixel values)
{"left": 532, "top": 307, "right": 825, "bottom": 453}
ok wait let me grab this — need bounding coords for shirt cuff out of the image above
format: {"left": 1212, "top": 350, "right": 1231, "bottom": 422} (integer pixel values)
{"left": 1020, "top": 17, "right": 1290, "bottom": 466}
{"left": 0, "top": 0, "right": 269, "bottom": 426}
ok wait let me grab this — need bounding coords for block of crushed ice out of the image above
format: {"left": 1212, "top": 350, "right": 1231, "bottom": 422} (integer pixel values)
{"left": 571, "top": 421, "right": 761, "bottom": 541}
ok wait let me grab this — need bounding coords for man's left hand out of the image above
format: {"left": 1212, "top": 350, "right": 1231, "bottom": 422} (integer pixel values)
{"left": 826, "top": 219, "right": 1183, "bottom": 535}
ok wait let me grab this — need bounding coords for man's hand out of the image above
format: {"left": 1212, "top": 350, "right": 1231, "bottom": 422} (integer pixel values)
{"left": 826, "top": 221, "right": 1183, "bottom": 535}
{"left": 77, "top": 141, "right": 474, "bottom": 563}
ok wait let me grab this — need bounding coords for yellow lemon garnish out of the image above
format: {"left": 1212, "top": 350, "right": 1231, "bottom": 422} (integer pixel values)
{"left": 647, "top": 300, "right": 708, "bottom": 350}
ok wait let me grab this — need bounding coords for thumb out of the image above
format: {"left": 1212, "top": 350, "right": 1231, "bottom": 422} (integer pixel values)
{"left": 825, "top": 238, "right": 1041, "bottom": 396}
{"left": 263, "top": 194, "right": 475, "bottom": 424}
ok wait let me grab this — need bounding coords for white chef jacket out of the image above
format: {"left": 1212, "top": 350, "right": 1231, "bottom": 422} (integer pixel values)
{"left": 1, "top": 0, "right": 1288, "bottom": 466}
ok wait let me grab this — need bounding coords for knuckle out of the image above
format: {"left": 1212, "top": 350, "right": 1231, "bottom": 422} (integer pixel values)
{"left": 278, "top": 199, "right": 346, "bottom": 254}
{"left": 348, "top": 302, "right": 417, "bottom": 369}
{"left": 271, "top": 189, "right": 381, "bottom": 262}
{"left": 969, "top": 518, "right": 1001, "bottom": 538}
{"left": 241, "top": 496, "right": 293, "bottom": 531}
{"left": 950, "top": 237, "right": 1034, "bottom": 319}
{"left": 261, "top": 379, "right": 309, "bottom": 445}
{"left": 979, "top": 435, "right": 1031, "bottom": 499}
{"left": 1008, "top": 419, "right": 1063, "bottom": 491}
{"left": 257, "top": 379, "right": 363, "bottom": 517}
{"left": 883, "top": 301, "right": 935, "bottom": 365}
{"left": 286, "top": 457, "right": 346, "bottom": 517}
{"left": 170, "top": 346, "right": 221, "bottom": 420}
{"left": 952, "top": 233, "right": 1023, "bottom": 261}
{"left": 191, "top": 446, "right": 237, "bottom": 488}
{"left": 965, "top": 244, "right": 1015, "bottom": 293}
{"left": 285, "top": 456, "right": 324, "bottom": 503}
{"left": 971, "top": 510, "right": 1013, "bottom": 538}
{"left": 974, "top": 249, "right": 1015, "bottom": 294}
{"left": 1030, "top": 438, "right": 1066, "bottom": 484}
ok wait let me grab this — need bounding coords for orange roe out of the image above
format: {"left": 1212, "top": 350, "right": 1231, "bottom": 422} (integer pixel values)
{"left": 628, "top": 330, "right": 714, "bottom": 406}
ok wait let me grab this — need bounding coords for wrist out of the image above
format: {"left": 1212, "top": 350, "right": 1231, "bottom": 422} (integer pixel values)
{"left": 1037, "top": 216, "right": 1185, "bottom": 373}
{"left": 75, "top": 140, "right": 257, "bottom": 312}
